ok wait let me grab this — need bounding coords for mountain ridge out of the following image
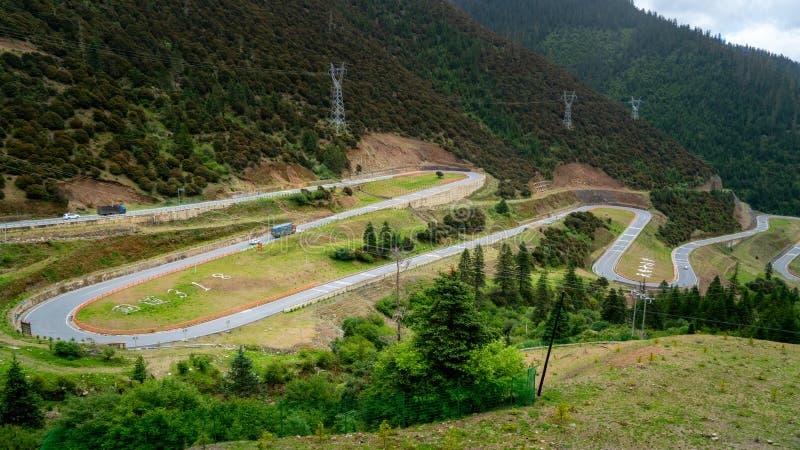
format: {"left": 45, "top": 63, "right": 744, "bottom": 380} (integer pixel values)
{"left": 0, "top": 0, "right": 711, "bottom": 213}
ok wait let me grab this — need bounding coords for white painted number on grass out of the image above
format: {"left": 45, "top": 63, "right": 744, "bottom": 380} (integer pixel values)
{"left": 191, "top": 282, "right": 211, "bottom": 292}
{"left": 211, "top": 273, "right": 232, "bottom": 280}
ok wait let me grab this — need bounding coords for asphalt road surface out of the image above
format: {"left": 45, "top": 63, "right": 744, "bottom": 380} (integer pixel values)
{"left": 0, "top": 170, "right": 428, "bottom": 230}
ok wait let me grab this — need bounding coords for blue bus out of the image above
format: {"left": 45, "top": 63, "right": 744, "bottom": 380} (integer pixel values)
{"left": 271, "top": 222, "right": 296, "bottom": 238}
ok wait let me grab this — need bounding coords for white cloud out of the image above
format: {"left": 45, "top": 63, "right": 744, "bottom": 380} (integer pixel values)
{"left": 634, "top": 0, "right": 800, "bottom": 61}
{"left": 726, "top": 24, "right": 800, "bottom": 61}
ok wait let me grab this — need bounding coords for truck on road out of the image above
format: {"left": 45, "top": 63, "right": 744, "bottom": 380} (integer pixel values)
{"left": 271, "top": 222, "right": 296, "bottom": 238}
{"left": 97, "top": 204, "right": 127, "bottom": 216}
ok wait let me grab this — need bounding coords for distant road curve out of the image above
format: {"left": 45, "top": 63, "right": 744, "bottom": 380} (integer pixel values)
{"left": 672, "top": 215, "right": 800, "bottom": 287}
{"left": 0, "top": 170, "right": 437, "bottom": 230}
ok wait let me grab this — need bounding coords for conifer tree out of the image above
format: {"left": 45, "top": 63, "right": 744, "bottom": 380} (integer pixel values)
{"left": 363, "top": 222, "right": 377, "bottom": 255}
{"left": 0, "top": 357, "right": 43, "bottom": 428}
{"left": 495, "top": 198, "right": 510, "bottom": 215}
{"left": 494, "top": 243, "right": 518, "bottom": 305}
{"left": 472, "top": 244, "right": 486, "bottom": 292}
{"left": 534, "top": 271, "right": 551, "bottom": 314}
{"left": 601, "top": 288, "right": 627, "bottom": 324}
{"left": 225, "top": 347, "right": 260, "bottom": 397}
{"left": 561, "top": 264, "right": 585, "bottom": 310}
{"left": 378, "top": 221, "right": 393, "bottom": 258}
{"left": 516, "top": 243, "right": 533, "bottom": 304}
{"left": 457, "top": 249, "right": 472, "bottom": 284}
{"left": 131, "top": 355, "right": 148, "bottom": 383}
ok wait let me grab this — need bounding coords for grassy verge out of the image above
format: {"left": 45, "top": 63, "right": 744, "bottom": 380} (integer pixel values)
{"left": 220, "top": 335, "right": 799, "bottom": 449}
{"left": 691, "top": 218, "right": 800, "bottom": 285}
{"left": 616, "top": 211, "right": 674, "bottom": 283}
{"left": 791, "top": 253, "right": 800, "bottom": 276}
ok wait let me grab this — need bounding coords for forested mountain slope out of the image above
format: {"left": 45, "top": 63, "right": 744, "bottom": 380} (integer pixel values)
{"left": 0, "top": 0, "right": 710, "bottom": 210}
{"left": 452, "top": 0, "right": 800, "bottom": 215}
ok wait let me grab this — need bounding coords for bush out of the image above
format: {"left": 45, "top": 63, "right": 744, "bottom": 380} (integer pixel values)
{"left": 331, "top": 247, "right": 355, "bottom": 261}
{"left": 343, "top": 186, "right": 353, "bottom": 196}
{"left": 53, "top": 340, "right": 83, "bottom": 359}
{"left": 375, "top": 296, "right": 396, "bottom": 318}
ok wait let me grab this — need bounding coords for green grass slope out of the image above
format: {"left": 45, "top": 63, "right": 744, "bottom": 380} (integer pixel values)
{"left": 222, "top": 335, "right": 800, "bottom": 449}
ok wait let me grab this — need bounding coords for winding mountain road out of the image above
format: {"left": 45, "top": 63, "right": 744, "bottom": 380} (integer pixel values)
{"left": 19, "top": 176, "right": 800, "bottom": 347}
{"left": 0, "top": 171, "right": 425, "bottom": 230}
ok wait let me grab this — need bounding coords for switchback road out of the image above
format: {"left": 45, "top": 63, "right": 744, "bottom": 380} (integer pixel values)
{"left": 20, "top": 183, "right": 800, "bottom": 346}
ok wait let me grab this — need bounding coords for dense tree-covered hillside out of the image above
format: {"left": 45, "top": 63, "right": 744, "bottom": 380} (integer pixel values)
{"left": 452, "top": 0, "right": 800, "bottom": 215}
{"left": 0, "top": 0, "right": 710, "bottom": 208}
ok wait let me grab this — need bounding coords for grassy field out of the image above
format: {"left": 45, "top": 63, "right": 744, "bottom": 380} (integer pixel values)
{"left": 616, "top": 211, "right": 675, "bottom": 283}
{"left": 216, "top": 334, "right": 798, "bottom": 449}
{"left": 691, "top": 218, "right": 800, "bottom": 285}
{"left": 791, "top": 253, "right": 800, "bottom": 276}
{"left": 75, "top": 209, "right": 433, "bottom": 330}
{"left": 358, "top": 172, "right": 463, "bottom": 198}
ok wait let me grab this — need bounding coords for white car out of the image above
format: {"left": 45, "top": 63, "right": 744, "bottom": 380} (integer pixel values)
{"left": 683, "top": 265, "right": 689, "bottom": 270}
{"left": 62, "top": 213, "right": 80, "bottom": 220}
{"left": 248, "top": 238, "right": 260, "bottom": 245}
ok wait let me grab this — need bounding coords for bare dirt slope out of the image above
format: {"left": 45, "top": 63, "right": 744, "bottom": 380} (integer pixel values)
{"left": 551, "top": 163, "right": 626, "bottom": 189}
{"left": 347, "top": 133, "right": 466, "bottom": 171}
{"left": 59, "top": 179, "right": 153, "bottom": 210}
{"left": 0, "top": 37, "right": 37, "bottom": 53}
{"left": 241, "top": 161, "right": 317, "bottom": 187}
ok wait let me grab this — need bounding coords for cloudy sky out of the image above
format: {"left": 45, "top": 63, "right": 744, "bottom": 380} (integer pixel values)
{"left": 634, "top": 0, "right": 800, "bottom": 61}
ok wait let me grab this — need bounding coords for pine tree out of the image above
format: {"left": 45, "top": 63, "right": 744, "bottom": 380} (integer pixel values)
{"left": 516, "top": 243, "right": 533, "bottom": 304}
{"left": 472, "top": 244, "right": 486, "bottom": 292}
{"left": 225, "top": 347, "right": 260, "bottom": 397}
{"left": 495, "top": 198, "right": 510, "bottom": 215}
{"left": 544, "top": 297, "right": 569, "bottom": 341}
{"left": 457, "top": 249, "right": 472, "bottom": 284}
{"left": 411, "top": 275, "right": 492, "bottom": 381}
{"left": 131, "top": 355, "right": 148, "bottom": 383}
{"left": 0, "top": 357, "right": 43, "bottom": 428}
{"left": 494, "top": 243, "right": 518, "bottom": 305}
{"left": 561, "top": 264, "right": 585, "bottom": 310}
{"left": 601, "top": 289, "right": 627, "bottom": 324}
{"left": 534, "top": 271, "right": 551, "bottom": 314}
{"left": 378, "top": 221, "right": 393, "bottom": 258}
{"left": 363, "top": 222, "right": 377, "bottom": 255}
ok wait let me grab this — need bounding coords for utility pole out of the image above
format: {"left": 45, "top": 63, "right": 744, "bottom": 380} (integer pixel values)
{"left": 329, "top": 63, "right": 347, "bottom": 134}
{"left": 562, "top": 91, "right": 577, "bottom": 129}
{"left": 630, "top": 290, "right": 638, "bottom": 338}
{"left": 628, "top": 97, "right": 644, "bottom": 121}
{"left": 538, "top": 292, "right": 565, "bottom": 397}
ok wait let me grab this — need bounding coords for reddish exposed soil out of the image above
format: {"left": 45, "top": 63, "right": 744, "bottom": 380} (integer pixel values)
{"left": 551, "top": 163, "right": 626, "bottom": 190}
{"left": 59, "top": 179, "right": 153, "bottom": 210}
{"left": 348, "top": 133, "right": 466, "bottom": 171}
{"left": 241, "top": 161, "right": 317, "bottom": 187}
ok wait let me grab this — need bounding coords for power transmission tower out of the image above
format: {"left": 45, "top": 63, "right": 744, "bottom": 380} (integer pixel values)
{"left": 329, "top": 63, "right": 347, "bottom": 134}
{"left": 628, "top": 97, "right": 644, "bottom": 121}
{"left": 562, "top": 91, "right": 577, "bottom": 129}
